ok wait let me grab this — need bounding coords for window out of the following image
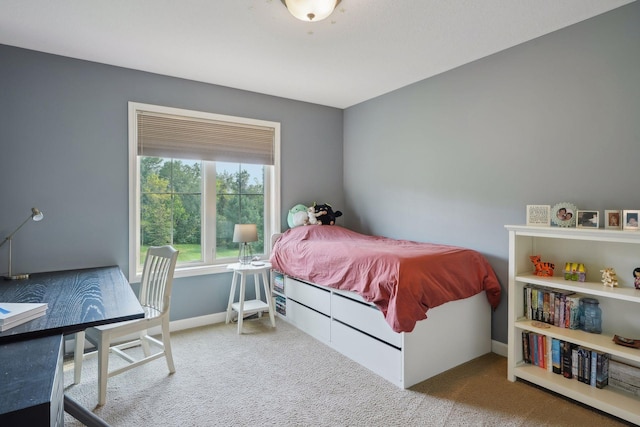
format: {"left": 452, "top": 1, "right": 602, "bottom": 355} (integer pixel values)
{"left": 128, "top": 102, "right": 280, "bottom": 281}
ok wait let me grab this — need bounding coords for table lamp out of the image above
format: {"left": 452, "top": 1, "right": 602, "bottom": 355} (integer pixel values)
{"left": 233, "top": 224, "right": 258, "bottom": 265}
{"left": 0, "top": 207, "right": 44, "bottom": 280}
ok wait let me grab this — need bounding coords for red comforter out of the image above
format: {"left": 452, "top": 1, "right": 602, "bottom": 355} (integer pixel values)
{"left": 269, "top": 226, "right": 501, "bottom": 333}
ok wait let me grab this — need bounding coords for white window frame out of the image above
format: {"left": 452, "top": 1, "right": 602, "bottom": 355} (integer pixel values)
{"left": 128, "top": 102, "right": 280, "bottom": 283}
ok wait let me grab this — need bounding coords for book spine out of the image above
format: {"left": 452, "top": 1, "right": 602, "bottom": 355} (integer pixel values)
{"left": 552, "top": 338, "right": 561, "bottom": 374}
{"left": 571, "top": 347, "right": 579, "bottom": 379}
{"left": 543, "top": 291, "right": 550, "bottom": 324}
{"left": 590, "top": 351, "right": 597, "bottom": 387}
{"left": 596, "top": 352, "right": 609, "bottom": 389}
{"left": 537, "top": 290, "right": 544, "bottom": 322}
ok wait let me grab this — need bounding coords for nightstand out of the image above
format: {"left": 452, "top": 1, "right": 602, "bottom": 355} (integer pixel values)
{"left": 225, "top": 262, "right": 276, "bottom": 334}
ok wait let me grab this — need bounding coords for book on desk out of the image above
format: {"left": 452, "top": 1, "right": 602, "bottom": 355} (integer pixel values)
{"left": 0, "top": 303, "right": 47, "bottom": 331}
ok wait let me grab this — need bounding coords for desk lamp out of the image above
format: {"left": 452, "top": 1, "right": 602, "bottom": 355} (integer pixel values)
{"left": 0, "top": 207, "right": 44, "bottom": 280}
{"left": 233, "top": 224, "right": 258, "bottom": 265}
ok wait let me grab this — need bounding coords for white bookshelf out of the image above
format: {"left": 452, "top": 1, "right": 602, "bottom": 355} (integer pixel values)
{"left": 506, "top": 225, "right": 640, "bottom": 425}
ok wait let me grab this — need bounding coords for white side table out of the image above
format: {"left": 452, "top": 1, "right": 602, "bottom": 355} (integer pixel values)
{"left": 225, "top": 262, "right": 276, "bottom": 334}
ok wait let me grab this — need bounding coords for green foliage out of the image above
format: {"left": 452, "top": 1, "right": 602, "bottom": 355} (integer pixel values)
{"left": 140, "top": 157, "right": 265, "bottom": 263}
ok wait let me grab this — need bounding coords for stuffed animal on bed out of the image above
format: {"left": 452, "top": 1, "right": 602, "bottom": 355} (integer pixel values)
{"left": 314, "top": 203, "right": 343, "bottom": 225}
{"left": 287, "top": 204, "right": 309, "bottom": 228}
{"left": 307, "top": 206, "right": 321, "bottom": 225}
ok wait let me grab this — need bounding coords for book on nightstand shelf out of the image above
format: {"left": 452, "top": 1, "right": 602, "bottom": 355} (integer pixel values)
{"left": 0, "top": 302, "right": 48, "bottom": 331}
{"left": 273, "top": 273, "right": 284, "bottom": 293}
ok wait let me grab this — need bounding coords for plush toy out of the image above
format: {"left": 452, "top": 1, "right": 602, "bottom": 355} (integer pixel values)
{"left": 287, "top": 204, "right": 309, "bottom": 228}
{"left": 313, "top": 203, "right": 343, "bottom": 225}
{"left": 530, "top": 255, "right": 555, "bottom": 277}
{"left": 307, "top": 206, "right": 321, "bottom": 225}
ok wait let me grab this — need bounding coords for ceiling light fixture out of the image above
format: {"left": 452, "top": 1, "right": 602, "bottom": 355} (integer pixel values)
{"left": 281, "top": 0, "right": 341, "bottom": 22}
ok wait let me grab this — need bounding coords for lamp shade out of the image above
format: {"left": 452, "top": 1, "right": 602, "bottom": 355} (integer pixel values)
{"left": 31, "top": 208, "right": 44, "bottom": 222}
{"left": 233, "top": 224, "right": 258, "bottom": 243}
{"left": 283, "top": 0, "right": 340, "bottom": 22}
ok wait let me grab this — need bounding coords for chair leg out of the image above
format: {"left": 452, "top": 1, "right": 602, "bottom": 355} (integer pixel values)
{"left": 97, "top": 333, "right": 110, "bottom": 406}
{"left": 73, "top": 331, "right": 85, "bottom": 384}
{"left": 162, "top": 318, "right": 176, "bottom": 373}
{"left": 140, "top": 330, "right": 151, "bottom": 357}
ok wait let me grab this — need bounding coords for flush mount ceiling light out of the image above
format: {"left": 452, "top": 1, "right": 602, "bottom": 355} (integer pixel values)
{"left": 281, "top": 0, "right": 341, "bottom": 22}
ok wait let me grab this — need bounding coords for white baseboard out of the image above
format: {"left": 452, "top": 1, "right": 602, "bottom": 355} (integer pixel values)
{"left": 65, "top": 312, "right": 228, "bottom": 355}
{"left": 491, "top": 339, "right": 507, "bottom": 357}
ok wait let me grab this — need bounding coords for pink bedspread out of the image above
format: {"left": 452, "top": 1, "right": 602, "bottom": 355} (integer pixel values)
{"left": 269, "top": 226, "right": 501, "bottom": 333}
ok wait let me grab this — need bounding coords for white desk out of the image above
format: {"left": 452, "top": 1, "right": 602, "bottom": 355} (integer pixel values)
{"left": 225, "top": 262, "right": 276, "bottom": 334}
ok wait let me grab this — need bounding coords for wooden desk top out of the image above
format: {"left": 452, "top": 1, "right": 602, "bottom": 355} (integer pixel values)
{"left": 0, "top": 335, "right": 63, "bottom": 421}
{"left": 0, "top": 266, "right": 144, "bottom": 344}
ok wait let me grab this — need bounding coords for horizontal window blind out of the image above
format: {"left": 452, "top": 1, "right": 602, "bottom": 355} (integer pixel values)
{"left": 137, "top": 111, "right": 275, "bottom": 165}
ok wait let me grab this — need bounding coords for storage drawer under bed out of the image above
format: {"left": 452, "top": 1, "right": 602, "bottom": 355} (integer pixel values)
{"left": 331, "top": 292, "right": 402, "bottom": 348}
{"left": 284, "top": 277, "right": 331, "bottom": 315}
{"left": 330, "top": 319, "right": 402, "bottom": 386}
{"left": 286, "top": 298, "right": 330, "bottom": 344}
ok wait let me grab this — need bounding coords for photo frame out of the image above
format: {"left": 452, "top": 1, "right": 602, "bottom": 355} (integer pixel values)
{"left": 576, "top": 210, "right": 599, "bottom": 228}
{"left": 605, "top": 210, "right": 622, "bottom": 229}
{"left": 551, "top": 203, "right": 577, "bottom": 228}
{"left": 623, "top": 210, "right": 640, "bottom": 231}
{"left": 526, "top": 205, "right": 551, "bottom": 226}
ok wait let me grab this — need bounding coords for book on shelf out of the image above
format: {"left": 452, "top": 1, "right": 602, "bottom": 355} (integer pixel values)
{"left": 521, "top": 331, "right": 547, "bottom": 369}
{"left": 520, "top": 329, "right": 612, "bottom": 389}
{"left": 522, "top": 285, "right": 576, "bottom": 328}
{"left": 609, "top": 359, "right": 640, "bottom": 387}
{"left": 0, "top": 302, "right": 48, "bottom": 331}
{"left": 551, "top": 338, "right": 561, "bottom": 374}
{"left": 594, "top": 351, "right": 609, "bottom": 389}
{"left": 522, "top": 331, "right": 531, "bottom": 364}
{"left": 561, "top": 341, "right": 576, "bottom": 379}
{"left": 577, "top": 347, "right": 591, "bottom": 385}
{"left": 609, "top": 358, "right": 640, "bottom": 396}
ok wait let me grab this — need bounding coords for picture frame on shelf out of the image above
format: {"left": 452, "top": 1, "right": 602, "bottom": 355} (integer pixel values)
{"left": 623, "top": 210, "right": 640, "bottom": 231}
{"left": 605, "top": 210, "right": 622, "bottom": 229}
{"left": 526, "top": 205, "right": 550, "bottom": 226}
{"left": 576, "top": 210, "right": 599, "bottom": 228}
{"left": 551, "top": 203, "right": 577, "bottom": 228}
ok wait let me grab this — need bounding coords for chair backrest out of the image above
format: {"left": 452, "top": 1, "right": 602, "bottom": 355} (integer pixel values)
{"left": 139, "top": 245, "right": 179, "bottom": 318}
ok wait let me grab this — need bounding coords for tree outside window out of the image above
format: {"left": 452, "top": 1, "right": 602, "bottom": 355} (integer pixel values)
{"left": 140, "top": 157, "right": 264, "bottom": 267}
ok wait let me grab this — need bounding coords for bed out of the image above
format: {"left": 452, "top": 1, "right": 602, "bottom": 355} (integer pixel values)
{"left": 269, "top": 225, "right": 501, "bottom": 388}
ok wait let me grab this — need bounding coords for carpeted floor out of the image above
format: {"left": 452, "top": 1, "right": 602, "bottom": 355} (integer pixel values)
{"left": 63, "top": 317, "right": 632, "bottom": 426}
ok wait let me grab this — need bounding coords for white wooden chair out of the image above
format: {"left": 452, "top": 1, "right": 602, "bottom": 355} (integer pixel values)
{"left": 74, "top": 245, "right": 179, "bottom": 405}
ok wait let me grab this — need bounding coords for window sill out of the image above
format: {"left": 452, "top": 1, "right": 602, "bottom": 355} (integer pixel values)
{"left": 130, "top": 263, "right": 234, "bottom": 284}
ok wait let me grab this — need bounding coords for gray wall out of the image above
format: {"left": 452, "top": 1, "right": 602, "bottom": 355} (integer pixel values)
{"left": 0, "top": 44, "right": 344, "bottom": 321}
{"left": 343, "top": 2, "right": 640, "bottom": 344}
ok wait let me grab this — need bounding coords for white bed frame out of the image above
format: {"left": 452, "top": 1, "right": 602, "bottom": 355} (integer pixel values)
{"left": 271, "top": 234, "right": 492, "bottom": 388}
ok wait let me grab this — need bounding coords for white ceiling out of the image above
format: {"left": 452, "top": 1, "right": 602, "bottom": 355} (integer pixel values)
{"left": 0, "top": 0, "right": 635, "bottom": 109}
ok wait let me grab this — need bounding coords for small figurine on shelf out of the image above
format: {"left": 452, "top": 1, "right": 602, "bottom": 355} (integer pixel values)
{"left": 563, "top": 262, "right": 587, "bottom": 282}
{"left": 600, "top": 267, "right": 619, "bottom": 287}
{"left": 530, "top": 255, "right": 555, "bottom": 277}
{"left": 634, "top": 267, "right": 640, "bottom": 290}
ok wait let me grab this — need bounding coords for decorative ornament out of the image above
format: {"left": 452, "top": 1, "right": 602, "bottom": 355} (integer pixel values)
{"left": 530, "top": 255, "right": 555, "bottom": 277}
{"left": 564, "top": 262, "right": 586, "bottom": 282}
{"left": 600, "top": 267, "right": 619, "bottom": 287}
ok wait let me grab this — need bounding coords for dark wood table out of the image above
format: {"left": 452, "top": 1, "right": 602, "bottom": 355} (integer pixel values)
{"left": 0, "top": 266, "right": 144, "bottom": 426}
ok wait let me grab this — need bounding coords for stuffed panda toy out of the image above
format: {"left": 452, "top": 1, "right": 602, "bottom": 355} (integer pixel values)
{"left": 314, "top": 203, "right": 343, "bottom": 225}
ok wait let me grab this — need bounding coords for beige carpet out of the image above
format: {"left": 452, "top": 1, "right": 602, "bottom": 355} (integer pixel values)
{"left": 63, "top": 317, "right": 631, "bottom": 426}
